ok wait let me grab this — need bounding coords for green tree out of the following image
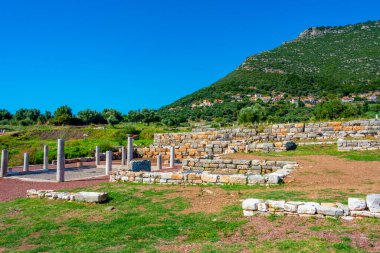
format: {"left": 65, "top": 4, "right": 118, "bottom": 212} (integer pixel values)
{"left": 102, "top": 109, "right": 123, "bottom": 126}
{"left": 53, "top": 105, "right": 73, "bottom": 125}
{"left": 140, "top": 109, "right": 159, "bottom": 126}
{"left": 238, "top": 104, "right": 267, "bottom": 124}
{"left": 0, "top": 109, "right": 12, "bottom": 120}
{"left": 77, "top": 109, "right": 104, "bottom": 125}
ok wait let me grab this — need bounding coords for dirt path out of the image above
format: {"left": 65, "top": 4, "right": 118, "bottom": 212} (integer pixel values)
{"left": 225, "top": 154, "right": 380, "bottom": 194}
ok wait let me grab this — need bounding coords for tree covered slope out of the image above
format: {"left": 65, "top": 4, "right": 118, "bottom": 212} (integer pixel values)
{"left": 162, "top": 20, "right": 380, "bottom": 111}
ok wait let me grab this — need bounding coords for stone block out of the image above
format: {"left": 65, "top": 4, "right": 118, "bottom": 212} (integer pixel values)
{"left": 248, "top": 175, "right": 265, "bottom": 184}
{"left": 243, "top": 210, "right": 255, "bottom": 217}
{"left": 348, "top": 198, "right": 367, "bottom": 211}
{"left": 201, "top": 174, "right": 218, "bottom": 183}
{"left": 350, "top": 211, "right": 375, "bottom": 218}
{"left": 74, "top": 192, "right": 108, "bottom": 203}
{"left": 171, "top": 173, "right": 183, "bottom": 180}
{"left": 316, "top": 206, "right": 344, "bottom": 217}
{"left": 242, "top": 198, "right": 262, "bottom": 211}
{"left": 297, "top": 204, "right": 317, "bottom": 215}
{"left": 267, "top": 200, "right": 285, "bottom": 211}
{"left": 284, "top": 201, "right": 304, "bottom": 213}
{"left": 266, "top": 174, "right": 282, "bottom": 184}
{"left": 219, "top": 175, "right": 231, "bottom": 183}
{"left": 128, "top": 160, "right": 151, "bottom": 172}
{"left": 229, "top": 174, "right": 247, "bottom": 184}
{"left": 366, "top": 194, "right": 380, "bottom": 213}
{"left": 258, "top": 202, "right": 268, "bottom": 212}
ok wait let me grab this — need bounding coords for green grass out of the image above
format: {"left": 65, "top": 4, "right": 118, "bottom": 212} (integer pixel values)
{"left": 244, "top": 144, "right": 380, "bottom": 161}
{"left": 1, "top": 183, "right": 379, "bottom": 252}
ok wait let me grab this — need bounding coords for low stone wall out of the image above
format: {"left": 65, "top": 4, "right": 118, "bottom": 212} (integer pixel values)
{"left": 136, "top": 141, "right": 296, "bottom": 160}
{"left": 27, "top": 189, "right": 108, "bottom": 203}
{"left": 155, "top": 119, "right": 380, "bottom": 146}
{"left": 337, "top": 139, "right": 380, "bottom": 151}
{"left": 110, "top": 167, "right": 294, "bottom": 185}
{"left": 182, "top": 158, "right": 298, "bottom": 175}
{"left": 242, "top": 194, "right": 380, "bottom": 219}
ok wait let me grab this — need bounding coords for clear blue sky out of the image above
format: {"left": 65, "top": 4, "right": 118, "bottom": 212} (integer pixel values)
{"left": 1, "top": 0, "right": 379, "bottom": 114}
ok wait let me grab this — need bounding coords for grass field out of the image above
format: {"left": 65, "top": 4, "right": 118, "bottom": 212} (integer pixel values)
{"left": 0, "top": 182, "right": 379, "bottom": 252}
{"left": 242, "top": 144, "right": 380, "bottom": 161}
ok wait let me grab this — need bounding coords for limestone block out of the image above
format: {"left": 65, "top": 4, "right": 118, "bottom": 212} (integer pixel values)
{"left": 248, "top": 175, "right": 265, "bottom": 184}
{"left": 350, "top": 211, "right": 375, "bottom": 218}
{"left": 336, "top": 203, "right": 350, "bottom": 216}
{"left": 348, "top": 198, "right": 367, "bottom": 211}
{"left": 297, "top": 204, "right": 317, "bottom": 215}
{"left": 160, "top": 172, "right": 173, "bottom": 179}
{"left": 316, "top": 206, "right": 344, "bottom": 217}
{"left": 366, "top": 194, "right": 380, "bottom": 213}
{"left": 267, "top": 200, "right": 285, "bottom": 211}
{"left": 219, "top": 175, "right": 231, "bottom": 183}
{"left": 243, "top": 210, "right": 255, "bottom": 217}
{"left": 171, "top": 173, "right": 183, "bottom": 180}
{"left": 229, "top": 174, "right": 247, "bottom": 184}
{"left": 284, "top": 201, "right": 304, "bottom": 213}
{"left": 201, "top": 174, "right": 218, "bottom": 183}
{"left": 74, "top": 192, "right": 108, "bottom": 203}
{"left": 266, "top": 173, "right": 282, "bottom": 184}
{"left": 258, "top": 202, "right": 268, "bottom": 212}
{"left": 242, "top": 198, "right": 262, "bottom": 211}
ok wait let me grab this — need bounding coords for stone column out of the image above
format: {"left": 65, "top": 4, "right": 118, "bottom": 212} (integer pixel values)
{"left": 157, "top": 154, "right": 162, "bottom": 171}
{"left": 23, "top": 153, "right": 29, "bottom": 172}
{"left": 56, "top": 139, "right": 65, "bottom": 182}
{"left": 127, "top": 137, "right": 133, "bottom": 165}
{"left": 170, "top": 146, "right": 175, "bottom": 168}
{"left": 43, "top": 145, "right": 49, "bottom": 170}
{"left": 95, "top": 146, "right": 100, "bottom": 166}
{"left": 0, "top": 149, "right": 9, "bottom": 177}
{"left": 106, "top": 151, "right": 112, "bottom": 175}
{"left": 121, "top": 146, "right": 126, "bottom": 165}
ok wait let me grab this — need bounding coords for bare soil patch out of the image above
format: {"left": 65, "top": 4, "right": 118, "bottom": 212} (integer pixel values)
{"left": 224, "top": 154, "right": 380, "bottom": 195}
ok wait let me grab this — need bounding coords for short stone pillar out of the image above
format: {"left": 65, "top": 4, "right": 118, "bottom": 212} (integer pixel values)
{"left": 127, "top": 137, "right": 133, "bottom": 165}
{"left": 121, "top": 146, "right": 126, "bottom": 165}
{"left": 43, "top": 145, "right": 49, "bottom": 170}
{"left": 23, "top": 153, "right": 29, "bottom": 172}
{"left": 95, "top": 146, "right": 100, "bottom": 166}
{"left": 157, "top": 154, "right": 162, "bottom": 171}
{"left": 170, "top": 146, "right": 175, "bottom": 168}
{"left": 0, "top": 149, "right": 9, "bottom": 177}
{"left": 105, "top": 151, "right": 112, "bottom": 175}
{"left": 56, "top": 139, "right": 65, "bottom": 182}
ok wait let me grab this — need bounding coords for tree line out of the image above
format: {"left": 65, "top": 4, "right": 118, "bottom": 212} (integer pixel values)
{"left": 0, "top": 106, "right": 164, "bottom": 126}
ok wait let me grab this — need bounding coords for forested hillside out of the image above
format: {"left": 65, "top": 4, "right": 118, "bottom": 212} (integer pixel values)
{"left": 158, "top": 20, "right": 380, "bottom": 123}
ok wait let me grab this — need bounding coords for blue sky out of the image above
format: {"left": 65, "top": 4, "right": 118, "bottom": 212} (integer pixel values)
{"left": 0, "top": 0, "right": 379, "bottom": 114}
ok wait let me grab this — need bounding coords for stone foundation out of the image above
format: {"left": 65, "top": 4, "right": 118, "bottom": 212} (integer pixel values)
{"left": 242, "top": 194, "right": 380, "bottom": 219}
{"left": 338, "top": 139, "right": 380, "bottom": 151}
{"left": 110, "top": 166, "right": 294, "bottom": 185}
{"left": 182, "top": 158, "right": 298, "bottom": 175}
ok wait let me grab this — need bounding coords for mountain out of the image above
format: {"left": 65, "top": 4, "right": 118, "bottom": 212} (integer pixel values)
{"left": 158, "top": 20, "right": 380, "bottom": 122}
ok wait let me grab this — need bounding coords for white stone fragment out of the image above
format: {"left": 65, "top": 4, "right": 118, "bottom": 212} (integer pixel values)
{"left": 284, "top": 201, "right": 304, "bottom": 213}
{"left": 297, "top": 204, "right": 317, "bottom": 214}
{"left": 267, "top": 200, "right": 285, "bottom": 210}
{"left": 242, "top": 198, "right": 262, "bottom": 211}
{"left": 243, "top": 210, "right": 255, "bottom": 217}
{"left": 316, "top": 206, "right": 344, "bottom": 217}
{"left": 348, "top": 198, "right": 367, "bottom": 211}
{"left": 366, "top": 194, "right": 380, "bottom": 213}
{"left": 74, "top": 192, "right": 108, "bottom": 203}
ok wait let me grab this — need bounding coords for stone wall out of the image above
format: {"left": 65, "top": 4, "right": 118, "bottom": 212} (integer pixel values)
{"left": 154, "top": 119, "right": 380, "bottom": 146}
{"left": 242, "top": 194, "right": 380, "bottom": 219}
{"left": 110, "top": 168, "right": 293, "bottom": 186}
{"left": 337, "top": 139, "right": 380, "bottom": 151}
{"left": 136, "top": 141, "right": 296, "bottom": 160}
{"left": 182, "top": 158, "right": 298, "bottom": 175}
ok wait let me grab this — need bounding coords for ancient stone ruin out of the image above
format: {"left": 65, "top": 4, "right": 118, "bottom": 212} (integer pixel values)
{"left": 242, "top": 194, "right": 380, "bottom": 219}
